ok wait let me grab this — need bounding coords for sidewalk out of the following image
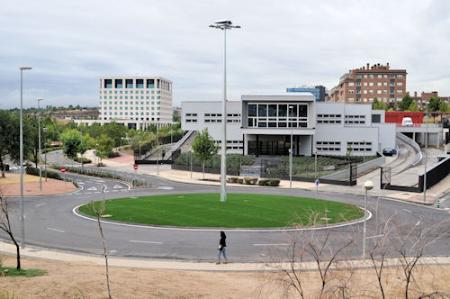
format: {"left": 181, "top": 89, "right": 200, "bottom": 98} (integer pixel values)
{"left": 1, "top": 242, "right": 449, "bottom": 272}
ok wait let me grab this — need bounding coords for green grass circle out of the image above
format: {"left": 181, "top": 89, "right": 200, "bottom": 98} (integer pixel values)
{"left": 78, "top": 193, "right": 364, "bottom": 228}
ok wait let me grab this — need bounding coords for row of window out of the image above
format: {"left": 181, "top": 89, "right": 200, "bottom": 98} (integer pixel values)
{"left": 103, "top": 117, "right": 161, "bottom": 122}
{"left": 315, "top": 141, "right": 373, "bottom": 152}
{"left": 355, "top": 74, "right": 404, "bottom": 79}
{"left": 248, "top": 103, "right": 308, "bottom": 118}
{"left": 101, "top": 95, "right": 161, "bottom": 100}
{"left": 247, "top": 118, "right": 308, "bottom": 128}
{"left": 101, "top": 107, "right": 160, "bottom": 111}
{"left": 101, "top": 111, "right": 160, "bottom": 116}
{"left": 349, "top": 81, "right": 403, "bottom": 87}
{"left": 101, "top": 90, "right": 161, "bottom": 94}
{"left": 103, "top": 79, "right": 171, "bottom": 91}
{"left": 101, "top": 101, "right": 161, "bottom": 105}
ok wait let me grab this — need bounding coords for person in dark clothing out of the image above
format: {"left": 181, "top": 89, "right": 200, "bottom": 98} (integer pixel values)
{"left": 216, "top": 231, "right": 228, "bottom": 264}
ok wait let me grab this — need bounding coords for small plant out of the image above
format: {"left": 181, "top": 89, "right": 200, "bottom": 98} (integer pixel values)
{"left": 243, "top": 177, "right": 258, "bottom": 185}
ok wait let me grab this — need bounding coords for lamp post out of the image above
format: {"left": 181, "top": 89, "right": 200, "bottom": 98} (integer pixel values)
{"left": 209, "top": 20, "right": 240, "bottom": 203}
{"left": 363, "top": 180, "right": 374, "bottom": 259}
{"left": 37, "top": 98, "right": 44, "bottom": 191}
{"left": 156, "top": 123, "right": 159, "bottom": 176}
{"left": 19, "top": 66, "right": 32, "bottom": 248}
{"left": 289, "top": 105, "right": 295, "bottom": 188}
{"left": 43, "top": 127, "right": 48, "bottom": 182}
{"left": 423, "top": 109, "right": 428, "bottom": 203}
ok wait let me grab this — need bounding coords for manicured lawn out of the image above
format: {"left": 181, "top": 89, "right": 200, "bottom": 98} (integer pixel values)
{"left": 79, "top": 193, "right": 363, "bottom": 228}
{"left": 0, "top": 267, "right": 46, "bottom": 277}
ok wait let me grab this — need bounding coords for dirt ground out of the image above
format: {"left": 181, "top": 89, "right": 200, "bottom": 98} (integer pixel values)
{"left": 0, "top": 256, "right": 449, "bottom": 298}
{"left": 0, "top": 173, "right": 76, "bottom": 196}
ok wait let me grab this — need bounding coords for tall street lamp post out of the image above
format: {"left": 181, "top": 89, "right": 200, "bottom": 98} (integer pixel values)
{"left": 289, "top": 105, "right": 295, "bottom": 188}
{"left": 37, "top": 98, "right": 44, "bottom": 191}
{"left": 363, "top": 180, "right": 374, "bottom": 259}
{"left": 19, "top": 66, "right": 32, "bottom": 248}
{"left": 423, "top": 109, "right": 429, "bottom": 203}
{"left": 209, "top": 20, "right": 240, "bottom": 202}
{"left": 43, "top": 127, "right": 48, "bottom": 182}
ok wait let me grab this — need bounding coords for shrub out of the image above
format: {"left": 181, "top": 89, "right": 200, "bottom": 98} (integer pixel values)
{"left": 73, "top": 157, "right": 92, "bottom": 164}
{"left": 258, "top": 179, "right": 280, "bottom": 187}
{"left": 227, "top": 177, "right": 239, "bottom": 184}
{"left": 107, "top": 151, "right": 120, "bottom": 158}
{"left": 243, "top": 177, "right": 258, "bottom": 185}
{"left": 26, "top": 167, "right": 62, "bottom": 180}
{"left": 237, "top": 178, "right": 244, "bottom": 184}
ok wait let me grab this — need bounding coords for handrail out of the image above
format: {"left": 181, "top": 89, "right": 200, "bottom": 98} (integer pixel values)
{"left": 396, "top": 132, "right": 423, "bottom": 166}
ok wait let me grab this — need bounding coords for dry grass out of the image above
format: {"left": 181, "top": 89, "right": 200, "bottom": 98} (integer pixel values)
{"left": 0, "top": 174, "right": 40, "bottom": 185}
{"left": 0, "top": 256, "right": 449, "bottom": 298}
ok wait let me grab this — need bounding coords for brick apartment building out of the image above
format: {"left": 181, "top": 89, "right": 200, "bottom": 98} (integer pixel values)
{"left": 330, "top": 63, "right": 407, "bottom": 104}
{"left": 411, "top": 91, "right": 450, "bottom": 108}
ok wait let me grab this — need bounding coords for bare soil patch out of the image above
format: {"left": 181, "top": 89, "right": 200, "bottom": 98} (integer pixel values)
{"left": 0, "top": 256, "right": 449, "bottom": 298}
{"left": 0, "top": 174, "right": 76, "bottom": 196}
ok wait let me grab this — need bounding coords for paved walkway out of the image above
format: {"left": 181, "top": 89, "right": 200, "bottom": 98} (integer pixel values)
{"left": 1, "top": 242, "right": 449, "bottom": 272}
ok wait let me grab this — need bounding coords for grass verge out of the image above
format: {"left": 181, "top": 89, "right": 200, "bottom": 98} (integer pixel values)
{"left": 0, "top": 267, "right": 46, "bottom": 277}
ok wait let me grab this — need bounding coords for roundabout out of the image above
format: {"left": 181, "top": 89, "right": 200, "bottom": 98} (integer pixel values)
{"left": 77, "top": 193, "right": 364, "bottom": 228}
{"left": 2, "top": 172, "right": 449, "bottom": 263}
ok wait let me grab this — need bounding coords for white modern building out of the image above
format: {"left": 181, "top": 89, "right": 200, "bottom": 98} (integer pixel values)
{"left": 182, "top": 93, "right": 396, "bottom": 156}
{"left": 97, "top": 76, "right": 172, "bottom": 129}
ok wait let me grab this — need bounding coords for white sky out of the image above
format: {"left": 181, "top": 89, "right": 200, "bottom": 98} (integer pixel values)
{"left": 1, "top": 0, "right": 449, "bottom": 108}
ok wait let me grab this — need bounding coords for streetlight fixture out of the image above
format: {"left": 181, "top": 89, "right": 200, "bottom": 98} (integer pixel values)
{"left": 37, "top": 98, "right": 44, "bottom": 191}
{"left": 289, "top": 105, "right": 295, "bottom": 188}
{"left": 209, "top": 20, "right": 241, "bottom": 203}
{"left": 19, "top": 66, "right": 32, "bottom": 249}
{"left": 362, "top": 180, "right": 374, "bottom": 259}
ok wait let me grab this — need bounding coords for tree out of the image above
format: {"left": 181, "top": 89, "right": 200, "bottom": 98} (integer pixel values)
{"left": 102, "top": 123, "right": 127, "bottom": 148}
{"left": 95, "top": 134, "right": 114, "bottom": 163}
{"left": 438, "top": 100, "right": 448, "bottom": 112}
{"left": 428, "top": 96, "right": 441, "bottom": 112}
{"left": 372, "top": 98, "right": 387, "bottom": 111}
{"left": 192, "top": 129, "right": 218, "bottom": 179}
{"left": 0, "top": 193, "right": 22, "bottom": 269}
{"left": 398, "top": 95, "right": 413, "bottom": 111}
{"left": 89, "top": 198, "right": 112, "bottom": 299}
{"left": 60, "top": 129, "right": 82, "bottom": 161}
{"left": 407, "top": 100, "right": 419, "bottom": 112}
{"left": 0, "top": 111, "right": 32, "bottom": 178}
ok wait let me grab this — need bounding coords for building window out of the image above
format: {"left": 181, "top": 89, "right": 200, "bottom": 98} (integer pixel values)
{"left": 126, "top": 79, "right": 133, "bottom": 88}
{"left": 136, "top": 79, "right": 144, "bottom": 88}
{"left": 104, "top": 79, "right": 112, "bottom": 88}
{"left": 114, "top": 79, "right": 123, "bottom": 88}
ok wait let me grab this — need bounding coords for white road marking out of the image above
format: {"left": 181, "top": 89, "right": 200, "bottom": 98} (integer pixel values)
{"left": 415, "top": 220, "right": 421, "bottom": 226}
{"left": 35, "top": 202, "right": 47, "bottom": 208}
{"left": 129, "top": 240, "right": 163, "bottom": 245}
{"left": 366, "top": 234, "right": 384, "bottom": 239}
{"left": 402, "top": 209, "right": 412, "bottom": 213}
{"left": 157, "top": 186, "right": 174, "bottom": 190}
{"left": 77, "top": 181, "right": 85, "bottom": 185}
{"left": 87, "top": 187, "right": 97, "bottom": 191}
{"left": 47, "top": 227, "right": 65, "bottom": 233}
{"left": 113, "top": 185, "right": 124, "bottom": 189}
{"left": 253, "top": 243, "right": 290, "bottom": 247}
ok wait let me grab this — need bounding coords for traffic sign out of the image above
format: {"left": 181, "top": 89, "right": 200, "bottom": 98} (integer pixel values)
{"left": 133, "top": 164, "right": 138, "bottom": 171}
{"left": 60, "top": 167, "right": 66, "bottom": 173}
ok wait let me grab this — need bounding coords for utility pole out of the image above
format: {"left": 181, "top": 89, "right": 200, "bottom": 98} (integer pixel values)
{"left": 37, "top": 98, "right": 44, "bottom": 191}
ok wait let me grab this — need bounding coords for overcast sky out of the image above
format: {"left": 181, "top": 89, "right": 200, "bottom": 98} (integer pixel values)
{"left": 1, "top": 0, "right": 449, "bottom": 109}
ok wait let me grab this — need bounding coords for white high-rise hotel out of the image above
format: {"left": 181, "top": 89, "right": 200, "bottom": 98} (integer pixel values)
{"left": 99, "top": 76, "right": 172, "bottom": 129}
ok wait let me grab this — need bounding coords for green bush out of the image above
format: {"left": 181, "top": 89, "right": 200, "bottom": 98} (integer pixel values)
{"left": 73, "top": 157, "right": 92, "bottom": 164}
{"left": 226, "top": 176, "right": 239, "bottom": 183}
{"left": 237, "top": 178, "right": 244, "bottom": 184}
{"left": 243, "top": 177, "right": 258, "bottom": 185}
{"left": 174, "top": 153, "right": 255, "bottom": 173}
{"left": 26, "top": 167, "right": 62, "bottom": 180}
{"left": 258, "top": 179, "right": 280, "bottom": 187}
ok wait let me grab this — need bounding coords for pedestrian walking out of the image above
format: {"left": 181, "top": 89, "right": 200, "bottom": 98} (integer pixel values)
{"left": 216, "top": 231, "right": 227, "bottom": 264}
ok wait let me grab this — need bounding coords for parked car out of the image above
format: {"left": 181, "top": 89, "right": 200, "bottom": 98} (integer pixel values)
{"left": 401, "top": 117, "right": 414, "bottom": 127}
{"left": 382, "top": 147, "right": 397, "bottom": 156}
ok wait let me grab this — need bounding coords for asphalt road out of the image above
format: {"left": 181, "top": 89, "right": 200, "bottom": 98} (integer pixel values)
{"left": 2, "top": 172, "right": 449, "bottom": 262}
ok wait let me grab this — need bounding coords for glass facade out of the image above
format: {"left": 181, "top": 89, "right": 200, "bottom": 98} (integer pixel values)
{"left": 246, "top": 103, "right": 308, "bottom": 128}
